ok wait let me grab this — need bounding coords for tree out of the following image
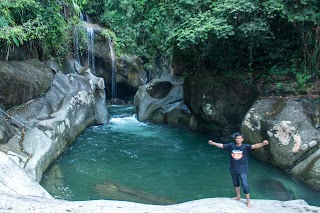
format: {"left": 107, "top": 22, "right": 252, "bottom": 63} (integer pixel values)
{"left": 0, "top": 0, "right": 81, "bottom": 60}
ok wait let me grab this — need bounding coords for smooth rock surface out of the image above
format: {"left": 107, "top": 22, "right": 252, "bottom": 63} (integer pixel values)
{"left": 0, "top": 194, "right": 319, "bottom": 213}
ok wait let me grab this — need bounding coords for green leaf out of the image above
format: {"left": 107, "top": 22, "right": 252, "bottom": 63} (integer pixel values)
{"left": 12, "top": 36, "right": 20, "bottom": 47}
{"left": 0, "top": 17, "right": 8, "bottom": 27}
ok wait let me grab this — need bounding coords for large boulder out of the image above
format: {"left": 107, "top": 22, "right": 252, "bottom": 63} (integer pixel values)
{"left": 183, "top": 75, "right": 258, "bottom": 136}
{"left": 116, "top": 54, "right": 147, "bottom": 101}
{"left": 241, "top": 97, "right": 320, "bottom": 190}
{"left": 134, "top": 76, "right": 193, "bottom": 128}
{"left": 0, "top": 59, "right": 54, "bottom": 109}
{"left": 0, "top": 62, "right": 109, "bottom": 182}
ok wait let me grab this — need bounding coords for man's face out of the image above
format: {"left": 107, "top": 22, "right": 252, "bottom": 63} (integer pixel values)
{"left": 235, "top": 136, "right": 244, "bottom": 145}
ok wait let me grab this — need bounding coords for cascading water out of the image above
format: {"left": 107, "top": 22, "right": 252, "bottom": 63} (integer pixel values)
{"left": 87, "top": 27, "right": 95, "bottom": 71}
{"left": 73, "top": 13, "right": 116, "bottom": 103}
{"left": 73, "top": 12, "right": 95, "bottom": 69}
{"left": 79, "top": 11, "right": 84, "bottom": 22}
{"left": 108, "top": 36, "right": 117, "bottom": 103}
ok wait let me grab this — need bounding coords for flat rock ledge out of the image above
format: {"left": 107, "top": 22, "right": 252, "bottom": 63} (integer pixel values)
{"left": 1, "top": 194, "right": 320, "bottom": 213}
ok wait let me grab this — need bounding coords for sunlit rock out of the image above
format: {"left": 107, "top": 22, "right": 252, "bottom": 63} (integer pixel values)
{"left": 241, "top": 97, "right": 320, "bottom": 191}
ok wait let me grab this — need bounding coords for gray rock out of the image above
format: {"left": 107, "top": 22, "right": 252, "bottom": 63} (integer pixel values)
{"left": 0, "top": 61, "right": 109, "bottom": 182}
{"left": 0, "top": 68, "right": 319, "bottom": 213}
{"left": 0, "top": 59, "right": 54, "bottom": 109}
{"left": 183, "top": 75, "right": 257, "bottom": 136}
{"left": 133, "top": 76, "right": 194, "bottom": 128}
{"left": 241, "top": 97, "right": 320, "bottom": 191}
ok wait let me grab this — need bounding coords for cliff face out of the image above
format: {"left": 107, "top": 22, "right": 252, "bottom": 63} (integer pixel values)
{"left": 0, "top": 59, "right": 54, "bottom": 110}
{"left": 183, "top": 75, "right": 258, "bottom": 136}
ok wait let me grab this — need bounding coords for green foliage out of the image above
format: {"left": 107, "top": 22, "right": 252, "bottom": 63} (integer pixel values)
{"left": 0, "top": 0, "right": 83, "bottom": 60}
{"left": 296, "top": 69, "right": 312, "bottom": 88}
{"left": 0, "top": 0, "right": 44, "bottom": 46}
{"left": 0, "top": 16, "right": 8, "bottom": 27}
{"left": 269, "top": 65, "right": 293, "bottom": 76}
{"left": 1, "top": 0, "right": 319, "bottom": 87}
{"left": 172, "top": 0, "right": 319, "bottom": 77}
{"left": 73, "top": 23, "right": 88, "bottom": 56}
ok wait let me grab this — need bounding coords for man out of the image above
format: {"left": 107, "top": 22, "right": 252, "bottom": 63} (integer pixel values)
{"left": 208, "top": 132, "right": 269, "bottom": 208}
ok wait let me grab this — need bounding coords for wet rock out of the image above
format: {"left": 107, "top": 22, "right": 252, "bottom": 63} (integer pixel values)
{"left": 94, "top": 181, "right": 175, "bottom": 205}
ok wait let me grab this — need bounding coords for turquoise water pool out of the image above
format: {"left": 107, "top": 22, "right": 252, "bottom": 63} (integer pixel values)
{"left": 41, "top": 106, "right": 320, "bottom": 206}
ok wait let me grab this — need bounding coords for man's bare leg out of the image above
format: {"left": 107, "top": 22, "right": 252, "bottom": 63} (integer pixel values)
{"left": 233, "top": 187, "right": 241, "bottom": 200}
{"left": 245, "top": 193, "right": 251, "bottom": 208}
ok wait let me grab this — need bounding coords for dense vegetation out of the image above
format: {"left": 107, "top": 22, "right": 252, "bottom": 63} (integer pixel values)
{"left": 1, "top": 0, "right": 320, "bottom": 88}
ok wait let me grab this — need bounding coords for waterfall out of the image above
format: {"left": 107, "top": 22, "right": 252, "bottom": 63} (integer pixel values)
{"left": 73, "top": 12, "right": 93, "bottom": 67}
{"left": 108, "top": 36, "right": 117, "bottom": 103}
{"left": 87, "top": 27, "right": 95, "bottom": 71}
{"left": 79, "top": 12, "right": 84, "bottom": 21}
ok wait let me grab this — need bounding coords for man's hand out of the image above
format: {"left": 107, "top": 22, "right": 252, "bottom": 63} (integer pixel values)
{"left": 208, "top": 140, "right": 214, "bottom": 145}
{"left": 208, "top": 140, "right": 224, "bottom": 148}
{"left": 252, "top": 140, "right": 269, "bottom": 149}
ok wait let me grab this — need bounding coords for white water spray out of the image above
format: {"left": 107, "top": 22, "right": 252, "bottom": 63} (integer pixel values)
{"left": 87, "top": 27, "right": 95, "bottom": 71}
{"left": 108, "top": 36, "right": 117, "bottom": 103}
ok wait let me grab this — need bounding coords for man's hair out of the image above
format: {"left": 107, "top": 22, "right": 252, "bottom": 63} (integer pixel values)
{"left": 233, "top": 132, "right": 244, "bottom": 138}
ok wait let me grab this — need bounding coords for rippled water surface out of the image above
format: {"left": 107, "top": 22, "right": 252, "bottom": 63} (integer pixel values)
{"left": 41, "top": 106, "right": 320, "bottom": 206}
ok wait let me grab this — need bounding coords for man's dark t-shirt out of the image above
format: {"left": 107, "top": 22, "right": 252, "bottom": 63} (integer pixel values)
{"left": 223, "top": 143, "right": 253, "bottom": 174}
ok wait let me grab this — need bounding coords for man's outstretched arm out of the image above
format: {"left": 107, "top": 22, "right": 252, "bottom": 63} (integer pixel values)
{"left": 252, "top": 140, "right": 269, "bottom": 149}
{"left": 208, "top": 140, "right": 224, "bottom": 148}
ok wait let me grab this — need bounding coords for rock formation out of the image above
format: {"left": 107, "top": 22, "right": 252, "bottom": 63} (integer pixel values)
{"left": 0, "top": 60, "right": 109, "bottom": 182}
{"left": 0, "top": 59, "right": 54, "bottom": 109}
{"left": 241, "top": 97, "right": 320, "bottom": 191}
{"left": 134, "top": 75, "right": 320, "bottom": 192}
{"left": 74, "top": 22, "right": 147, "bottom": 102}
{"left": 183, "top": 75, "right": 258, "bottom": 136}
{"left": 0, "top": 60, "right": 319, "bottom": 212}
{"left": 116, "top": 54, "right": 147, "bottom": 101}
{"left": 134, "top": 76, "right": 194, "bottom": 128}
